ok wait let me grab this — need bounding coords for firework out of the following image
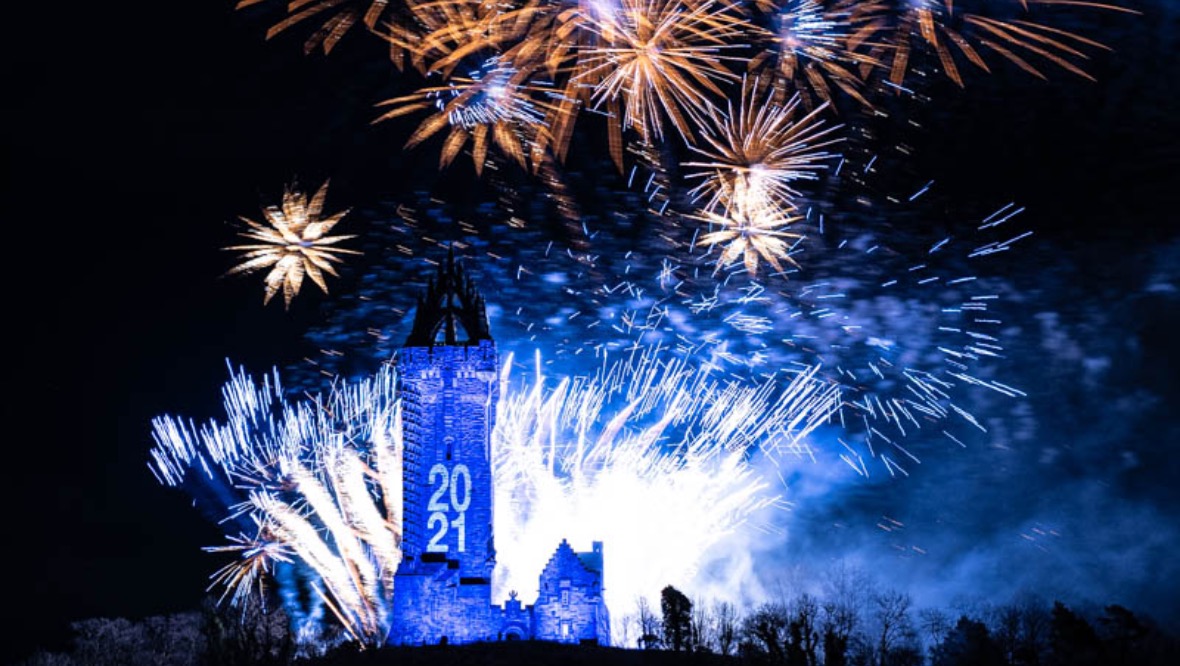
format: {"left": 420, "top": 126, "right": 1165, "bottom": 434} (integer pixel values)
{"left": 684, "top": 76, "right": 843, "bottom": 216}
{"left": 150, "top": 340, "right": 840, "bottom": 646}
{"left": 692, "top": 192, "right": 804, "bottom": 276}
{"left": 224, "top": 181, "right": 361, "bottom": 309}
{"left": 374, "top": 58, "right": 562, "bottom": 174}
{"left": 747, "top": 0, "right": 882, "bottom": 108}
{"left": 576, "top": 0, "right": 749, "bottom": 144}
{"left": 381, "top": 0, "right": 539, "bottom": 75}
{"left": 868, "top": 0, "right": 1135, "bottom": 88}
{"left": 493, "top": 346, "right": 841, "bottom": 637}
{"left": 235, "top": 0, "right": 395, "bottom": 55}
{"left": 150, "top": 364, "right": 402, "bottom": 646}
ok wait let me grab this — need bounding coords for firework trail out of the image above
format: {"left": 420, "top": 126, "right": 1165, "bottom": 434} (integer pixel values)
{"left": 233, "top": 0, "right": 395, "bottom": 55}
{"left": 863, "top": 0, "right": 1138, "bottom": 88}
{"left": 150, "top": 364, "right": 403, "bottom": 646}
{"left": 746, "top": 0, "right": 883, "bottom": 109}
{"left": 286, "top": 123, "right": 1035, "bottom": 477}
{"left": 374, "top": 57, "right": 563, "bottom": 174}
{"left": 492, "top": 345, "right": 840, "bottom": 636}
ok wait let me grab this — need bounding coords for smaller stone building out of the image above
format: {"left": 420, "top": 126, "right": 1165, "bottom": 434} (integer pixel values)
{"left": 531, "top": 540, "right": 610, "bottom": 644}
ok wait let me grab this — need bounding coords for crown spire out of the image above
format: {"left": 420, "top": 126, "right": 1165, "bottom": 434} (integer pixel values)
{"left": 405, "top": 247, "right": 492, "bottom": 346}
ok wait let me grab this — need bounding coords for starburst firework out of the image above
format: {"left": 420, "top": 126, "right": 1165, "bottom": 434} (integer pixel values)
{"left": 577, "top": 0, "right": 748, "bottom": 144}
{"left": 685, "top": 77, "right": 842, "bottom": 215}
{"left": 869, "top": 0, "right": 1136, "bottom": 88}
{"left": 694, "top": 192, "right": 805, "bottom": 276}
{"left": 225, "top": 181, "right": 361, "bottom": 309}
{"left": 231, "top": 0, "right": 1133, "bottom": 191}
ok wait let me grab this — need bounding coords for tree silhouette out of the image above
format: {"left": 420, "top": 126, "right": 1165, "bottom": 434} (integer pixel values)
{"left": 931, "top": 616, "right": 1005, "bottom": 666}
{"left": 1047, "top": 601, "right": 1103, "bottom": 666}
{"left": 870, "top": 589, "right": 913, "bottom": 666}
{"left": 637, "top": 595, "right": 662, "bottom": 650}
{"left": 661, "top": 585, "right": 694, "bottom": 652}
{"left": 714, "top": 600, "right": 740, "bottom": 657}
{"left": 744, "top": 603, "right": 789, "bottom": 663}
{"left": 789, "top": 593, "right": 821, "bottom": 666}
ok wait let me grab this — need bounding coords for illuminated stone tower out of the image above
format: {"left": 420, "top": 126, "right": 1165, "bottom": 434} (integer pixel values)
{"left": 386, "top": 251, "right": 610, "bottom": 647}
{"left": 388, "top": 249, "right": 500, "bottom": 645}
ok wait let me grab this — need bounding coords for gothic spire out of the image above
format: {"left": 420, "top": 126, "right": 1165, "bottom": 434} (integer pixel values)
{"left": 405, "top": 246, "right": 492, "bottom": 346}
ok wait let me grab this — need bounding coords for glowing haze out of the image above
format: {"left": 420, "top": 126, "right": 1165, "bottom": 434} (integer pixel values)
{"left": 492, "top": 347, "right": 840, "bottom": 634}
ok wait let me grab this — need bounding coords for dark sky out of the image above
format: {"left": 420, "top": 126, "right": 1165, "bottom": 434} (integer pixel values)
{"left": 4, "top": 1, "right": 1179, "bottom": 663}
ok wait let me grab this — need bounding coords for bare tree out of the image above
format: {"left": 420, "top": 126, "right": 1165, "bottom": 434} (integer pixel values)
{"left": 714, "top": 600, "right": 740, "bottom": 657}
{"left": 791, "top": 593, "right": 822, "bottom": 666}
{"left": 200, "top": 594, "right": 294, "bottom": 666}
{"left": 690, "top": 596, "right": 713, "bottom": 652}
{"left": 918, "top": 608, "right": 953, "bottom": 659}
{"left": 19, "top": 612, "right": 206, "bottom": 666}
{"left": 636, "top": 595, "right": 662, "bottom": 650}
{"left": 616, "top": 611, "right": 636, "bottom": 650}
{"left": 820, "top": 563, "right": 868, "bottom": 666}
{"left": 744, "top": 602, "right": 790, "bottom": 663}
{"left": 994, "top": 594, "right": 1051, "bottom": 666}
{"left": 870, "top": 589, "right": 913, "bottom": 666}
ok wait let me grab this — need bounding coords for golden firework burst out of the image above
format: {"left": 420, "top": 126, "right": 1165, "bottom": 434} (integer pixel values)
{"left": 866, "top": 0, "right": 1136, "bottom": 88}
{"left": 374, "top": 59, "right": 562, "bottom": 174}
{"left": 235, "top": 0, "right": 395, "bottom": 55}
{"left": 577, "top": 0, "right": 749, "bottom": 145}
{"left": 693, "top": 185, "right": 803, "bottom": 276}
{"left": 225, "top": 181, "right": 361, "bottom": 308}
{"left": 685, "top": 76, "right": 842, "bottom": 216}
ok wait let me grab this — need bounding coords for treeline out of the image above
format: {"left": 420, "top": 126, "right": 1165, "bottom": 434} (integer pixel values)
{"left": 16, "top": 585, "right": 1178, "bottom": 666}
{"left": 623, "top": 583, "right": 1175, "bottom": 666}
{"left": 620, "top": 583, "right": 1177, "bottom": 666}
{"left": 15, "top": 596, "right": 313, "bottom": 666}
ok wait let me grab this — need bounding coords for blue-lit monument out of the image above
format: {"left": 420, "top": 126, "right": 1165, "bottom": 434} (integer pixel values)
{"left": 387, "top": 250, "right": 611, "bottom": 646}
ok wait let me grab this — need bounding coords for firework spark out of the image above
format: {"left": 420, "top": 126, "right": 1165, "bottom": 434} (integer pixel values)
{"left": 693, "top": 194, "right": 805, "bottom": 276}
{"left": 374, "top": 58, "right": 562, "bottom": 174}
{"left": 224, "top": 181, "right": 361, "bottom": 309}
{"left": 235, "top": 0, "right": 395, "bottom": 55}
{"left": 748, "top": 0, "right": 882, "bottom": 108}
{"left": 868, "top": 0, "right": 1136, "bottom": 88}
{"left": 685, "top": 76, "right": 843, "bottom": 215}
{"left": 151, "top": 364, "right": 402, "bottom": 646}
{"left": 493, "top": 346, "right": 841, "bottom": 637}
{"left": 577, "top": 0, "right": 748, "bottom": 144}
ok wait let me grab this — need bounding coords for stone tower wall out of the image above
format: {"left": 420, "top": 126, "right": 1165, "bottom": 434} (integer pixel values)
{"left": 397, "top": 341, "right": 498, "bottom": 580}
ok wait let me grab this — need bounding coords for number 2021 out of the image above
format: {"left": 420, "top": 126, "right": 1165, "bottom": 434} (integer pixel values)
{"left": 425, "top": 463, "right": 472, "bottom": 553}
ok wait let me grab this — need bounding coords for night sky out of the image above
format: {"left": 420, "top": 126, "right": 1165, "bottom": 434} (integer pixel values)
{"left": 4, "top": 1, "right": 1179, "bottom": 663}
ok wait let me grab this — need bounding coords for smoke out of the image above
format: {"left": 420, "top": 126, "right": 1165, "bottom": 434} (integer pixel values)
{"left": 744, "top": 236, "right": 1180, "bottom": 627}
